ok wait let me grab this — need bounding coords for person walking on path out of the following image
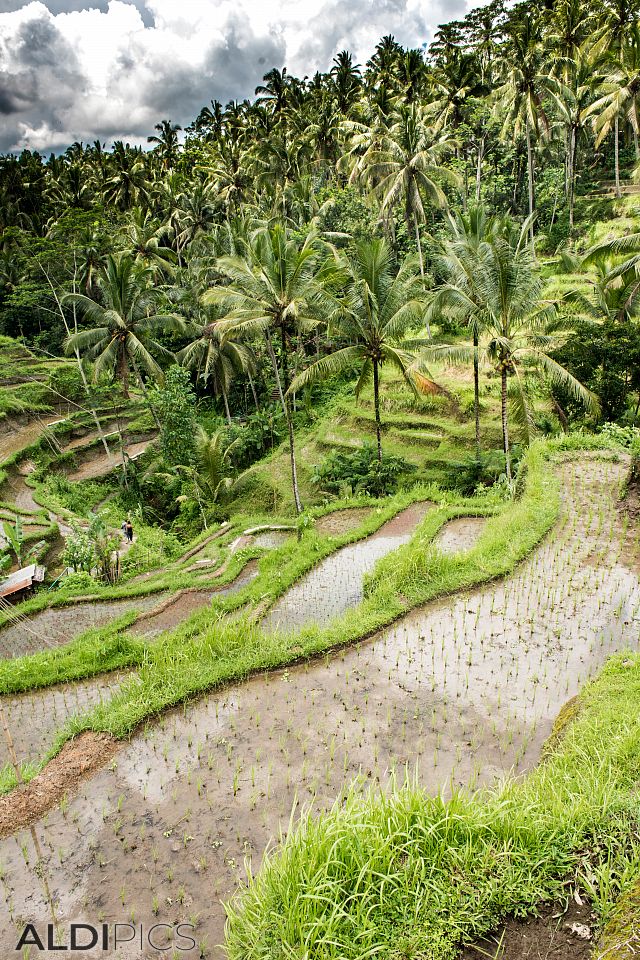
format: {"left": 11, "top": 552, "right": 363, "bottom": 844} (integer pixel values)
{"left": 125, "top": 519, "right": 134, "bottom": 543}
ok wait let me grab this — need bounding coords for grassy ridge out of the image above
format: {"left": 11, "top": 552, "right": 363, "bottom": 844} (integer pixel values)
{"left": 224, "top": 652, "right": 640, "bottom": 958}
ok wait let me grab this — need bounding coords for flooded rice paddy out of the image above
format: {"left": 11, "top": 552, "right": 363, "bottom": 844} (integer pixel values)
{"left": 0, "top": 457, "right": 637, "bottom": 956}
{"left": 262, "top": 501, "right": 433, "bottom": 634}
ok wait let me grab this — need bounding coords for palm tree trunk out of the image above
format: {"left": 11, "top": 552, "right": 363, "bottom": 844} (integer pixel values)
{"left": 568, "top": 127, "right": 576, "bottom": 229}
{"left": 265, "top": 333, "right": 302, "bottom": 514}
{"left": 247, "top": 369, "right": 260, "bottom": 413}
{"left": 414, "top": 220, "right": 432, "bottom": 339}
{"left": 118, "top": 348, "right": 130, "bottom": 399}
{"left": 473, "top": 328, "right": 480, "bottom": 459}
{"left": 222, "top": 388, "right": 232, "bottom": 425}
{"left": 615, "top": 115, "right": 621, "bottom": 198}
{"left": 280, "top": 325, "right": 289, "bottom": 391}
{"left": 476, "top": 137, "right": 484, "bottom": 203}
{"left": 373, "top": 359, "right": 382, "bottom": 464}
{"left": 525, "top": 118, "right": 535, "bottom": 247}
{"left": 501, "top": 367, "right": 511, "bottom": 481}
{"left": 42, "top": 264, "right": 112, "bottom": 460}
{"left": 131, "top": 356, "right": 161, "bottom": 429}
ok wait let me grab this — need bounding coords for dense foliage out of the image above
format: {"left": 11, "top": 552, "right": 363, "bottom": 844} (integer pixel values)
{"left": 1, "top": 0, "right": 640, "bottom": 518}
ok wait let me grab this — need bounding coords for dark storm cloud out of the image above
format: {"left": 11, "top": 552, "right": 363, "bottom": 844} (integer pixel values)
{"left": 0, "top": 12, "right": 85, "bottom": 148}
{"left": 139, "top": 17, "right": 286, "bottom": 117}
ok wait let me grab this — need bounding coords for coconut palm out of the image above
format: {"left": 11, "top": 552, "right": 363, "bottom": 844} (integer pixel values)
{"left": 585, "top": 27, "right": 640, "bottom": 197}
{"left": 178, "top": 310, "right": 255, "bottom": 423}
{"left": 431, "top": 219, "right": 598, "bottom": 478}
{"left": 103, "top": 142, "right": 149, "bottom": 212}
{"left": 203, "top": 224, "right": 337, "bottom": 513}
{"left": 147, "top": 120, "right": 182, "bottom": 170}
{"left": 547, "top": 44, "right": 600, "bottom": 228}
{"left": 64, "top": 255, "right": 186, "bottom": 398}
{"left": 496, "top": 12, "right": 552, "bottom": 245}
{"left": 427, "top": 205, "right": 503, "bottom": 457}
{"left": 288, "top": 238, "right": 435, "bottom": 463}
{"left": 120, "top": 207, "right": 176, "bottom": 278}
{"left": 350, "top": 106, "right": 459, "bottom": 282}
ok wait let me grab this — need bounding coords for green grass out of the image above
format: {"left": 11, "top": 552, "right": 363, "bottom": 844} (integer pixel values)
{"left": 223, "top": 653, "right": 640, "bottom": 958}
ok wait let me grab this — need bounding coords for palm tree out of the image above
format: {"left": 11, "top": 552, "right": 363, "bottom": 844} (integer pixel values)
{"left": 428, "top": 205, "right": 502, "bottom": 457}
{"left": 497, "top": 12, "right": 551, "bottom": 245}
{"left": 120, "top": 207, "right": 176, "bottom": 278}
{"left": 147, "top": 120, "right": 182, "bottom": 169}
{"left": 64, "top": 255, "right": 185, "bottom": 398}
{"left": 547, "top": 45, "right": 599, "bottom": 227}
{"left": 288, "top": 238, "right": 434, "bottom": 463}
{"left": 178, "top": 310, "right": 255, "bottom": 423}
{"left": 585, "top": 28, "right": 640, "bottom": 196}
{"left": 433, "top": 219, "right": 597, "bottom": 478}
{"left": 255, "top": 68, "right": 293, "bottom": 116}
{"left": 103, "top": 143, "right": 149, "bottom": 212}
{"left": 330, "top": 51, "right": 362, "bottom": 113}
{"left": 349, "top": 105, "right": 460, "bottom": 285}
{"left": 203, "top": 224, "right": 336, "bottom": 513}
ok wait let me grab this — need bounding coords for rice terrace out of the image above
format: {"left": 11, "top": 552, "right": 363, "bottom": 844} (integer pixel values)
{"left": 2, "top": 0, "right": 640, "bottom": 957}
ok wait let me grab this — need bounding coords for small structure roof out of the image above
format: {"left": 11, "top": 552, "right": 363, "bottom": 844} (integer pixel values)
{"left": 0, "top": 563, "right": 46, "bottom": 599}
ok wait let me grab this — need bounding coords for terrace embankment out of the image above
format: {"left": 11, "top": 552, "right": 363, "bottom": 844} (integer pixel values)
{"left": 0, "top": 455, "right": 637, "bottom": 958}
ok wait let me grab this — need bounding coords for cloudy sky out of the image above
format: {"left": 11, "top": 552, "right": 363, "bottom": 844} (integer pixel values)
{"left": 0, "top": 0, "right": 472, "bottom": 154}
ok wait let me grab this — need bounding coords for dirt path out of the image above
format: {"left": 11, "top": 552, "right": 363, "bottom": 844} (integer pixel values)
{"left": 0, "top": 456, "right": 638, "bottom": 958}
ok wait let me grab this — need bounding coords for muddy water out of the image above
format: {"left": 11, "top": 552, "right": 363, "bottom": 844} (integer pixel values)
{"left": 315, "top": 507, "right": 373, "bottom": 536}
{"left": 0, "top": 567, "right": 260, "bottom": 776}
{"left": 434, "top": 516, "right": 486, "bottom": 554}
{"left": 131, "top": 562, "right": 259, "bottom": 638}
{"left": 0, "top": 457, "right": 639, "bottom": 959}
{"left": 0, "top": 673, "right": 127, "bottom": 768}
{"left": 250, "top": 530, "right": 292, "bottom": 549}
{"left": 262, "top": 502, "right": 433, "bottom": 634}
{"left": 0, "top": 593, "right": 166, "bottom": 660}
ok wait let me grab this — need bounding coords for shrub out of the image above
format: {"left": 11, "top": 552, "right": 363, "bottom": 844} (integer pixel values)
{"left": 47, "top": 366, "right": 86, "bottom": 403}
{"left": 444, "top": 447, "right": 523, "bottom": 496}
{"left": 58, "top": 571, "right": 99, "bottom": 593}
{"left": 311, "top": 444, "right": 415, "bottom": 497}
{"left": 599, "top": 422, "right": 640, "bottom": 449}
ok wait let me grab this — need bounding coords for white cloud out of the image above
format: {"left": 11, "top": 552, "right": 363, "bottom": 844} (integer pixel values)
{"left": 0, "top": 0, "right": 475, "bottom": 153}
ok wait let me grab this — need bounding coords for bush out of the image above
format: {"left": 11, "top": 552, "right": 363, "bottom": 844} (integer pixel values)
{"left": 311, "top": 444, "right": 415, "bottom": 497}
{"left": 444, "top": 447, "right": 523, "bottom": 496}
{"left": 224, "top": 409, "right": 284, "bottom": 470}
{"left": 599, "top": 422, "right": 640, "bottom": 449}
{"left": 58, "top": 571, "right": 99, "bottom": 593}
{"left": 154, "top": 366, "right": 196, "bottom": 467}
{"left": 47, "top": 365, "right": 86, "bottom": 403}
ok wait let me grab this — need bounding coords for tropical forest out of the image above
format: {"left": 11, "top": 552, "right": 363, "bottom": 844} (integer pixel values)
{"left": 1, "top": 0, "right": 640, "bottom": 956}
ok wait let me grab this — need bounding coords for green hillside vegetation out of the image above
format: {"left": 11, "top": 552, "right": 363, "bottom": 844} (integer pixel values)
{"left": 2, "top": 0, "right": 640, "bottom": 953}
